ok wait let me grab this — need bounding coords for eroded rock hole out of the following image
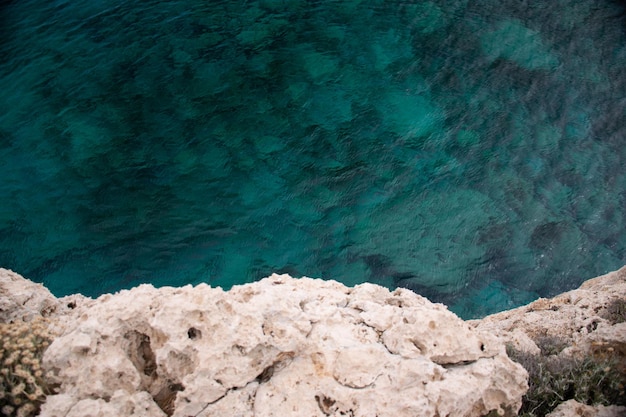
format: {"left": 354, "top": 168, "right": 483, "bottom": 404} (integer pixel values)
{"left": 187, "top": 327, "right": 201, "bottom": 340}
{"left": 315, "top": 394, "right": 336, "bottom": 416}
{"left": 123, "top": 331, "right": 185, "bottom": 416}
{"left": 586, "top": 320, "right": 599, "bottom": 332}
{"left": 124, "top": 331, "right": 157, "bottom": 378}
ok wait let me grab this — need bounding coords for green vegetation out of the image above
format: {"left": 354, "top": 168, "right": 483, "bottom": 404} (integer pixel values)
{"left": 507, "top": 339, "right": 625, "bottom": 417}
{"left": 533, "top": 336, "right": 569, "bottom": 357}
{"left": 602, "top": 298, "right": 626, "bottom": 325}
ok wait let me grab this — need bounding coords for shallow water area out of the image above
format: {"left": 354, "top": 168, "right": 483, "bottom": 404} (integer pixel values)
{"left": 0, "top": 0, "right": 625, "bottom": 318}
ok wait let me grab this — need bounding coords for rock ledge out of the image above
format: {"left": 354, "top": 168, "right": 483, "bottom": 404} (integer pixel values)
{"left": 2, "top": 266, "right": 625, "bottom": 416}
{"left": 1, "top": 269, "right": 528, "bottom": 417}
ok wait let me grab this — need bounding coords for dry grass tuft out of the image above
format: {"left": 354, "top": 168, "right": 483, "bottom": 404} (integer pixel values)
{"left": 0, "top": 317, "right": 56, "bottom": 417}
{"left": 507, "top": 341, "right": 626, "bottom": 417}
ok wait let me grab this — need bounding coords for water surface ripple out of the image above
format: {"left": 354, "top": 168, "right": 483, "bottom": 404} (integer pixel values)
{"left": 1, "top": 0, "right": 625, "bottom": 318}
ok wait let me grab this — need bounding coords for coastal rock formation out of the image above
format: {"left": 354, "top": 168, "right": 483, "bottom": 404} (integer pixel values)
{"left": 473, "top": 266, "right": 626, "bottom": 361}
{"left": 0, "top": 269, "right": 527, "bottom": 417}
{"left": 546, "top": 399, "right": 626, "bottom": 417}
{"left": 473, "top": 266, "right": 626, "bottom": 417}
{"left": 0, "top": 268, "right": 59, "bottom": 323}
{"left": 2, "top": 266, "right": 625, "bottom": 416}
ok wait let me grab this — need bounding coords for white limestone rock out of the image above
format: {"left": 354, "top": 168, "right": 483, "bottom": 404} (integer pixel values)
{"left": 473, "top": 266, "right": 626, "bottom": 360}
{"left": 546, "top": 399, "right": 626, "bottom": 417}
{"left": 39, "top": 273, "right": 528, "bottom": 417}
{"left": 0, "top": 268, "right": 59, "bottom": 322}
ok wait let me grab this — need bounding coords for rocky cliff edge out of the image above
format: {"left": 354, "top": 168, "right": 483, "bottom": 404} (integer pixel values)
{"left": 0, "top": 266, "right": 625, "bottom": 417}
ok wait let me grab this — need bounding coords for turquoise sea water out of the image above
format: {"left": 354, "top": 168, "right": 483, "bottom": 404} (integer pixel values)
{"left": 0, "top": 0, "right": 625, "bottom": 318}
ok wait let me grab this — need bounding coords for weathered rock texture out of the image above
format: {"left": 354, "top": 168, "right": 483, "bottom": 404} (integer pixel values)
{"left": 0, "top": 268, "right": 59, "bottom": 322}
{"left": 2, "top": 266, "right": 625, "bottom": 416}
{"left": 0, "top": 269, "right": 528, "bottom": 417}
{"left": 473, "top": 266, "right": 626, "bottom": 417}
{"left": 473, "top": 266, "right": 626, "bottom": 362}
{"left": 546, "top": 399, "right": 626, "bottom": 417}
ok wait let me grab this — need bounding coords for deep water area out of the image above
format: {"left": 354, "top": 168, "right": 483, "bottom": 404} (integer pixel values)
{"left": 1, "top": 0, "right": 625, "bottom": 318}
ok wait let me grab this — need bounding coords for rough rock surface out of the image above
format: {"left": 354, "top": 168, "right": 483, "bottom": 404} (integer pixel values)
{"left": 545, "top": 399, "right": 626, "bottom": 417}
{"left": 473, "top": 266, "right": 626, "bottom": 417}
{"left": 0, "top": 270, "right": 528, "bottom": 417}
{"left": 472, "top": 266, "right": 626, "bottom": 362}
{"left": 3, "top": 266, "right": 625, "bottom": 416}
{"left": 0, "top": 268, "right": 59, "bottom": 322}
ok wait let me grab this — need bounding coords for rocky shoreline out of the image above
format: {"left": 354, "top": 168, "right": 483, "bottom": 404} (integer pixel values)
{"left": 1, "top": 266, "right": 625, "bottom": 416}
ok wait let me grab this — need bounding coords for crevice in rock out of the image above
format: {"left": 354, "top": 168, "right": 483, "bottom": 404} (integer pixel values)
{"left": 381, "top": 343, "right": 395, "bottom": 355}
{"left": 358, "top": 320, "right": 384, "bottom": 342}
{"left": 191, "top": 392, "right": 228, "bottom": 417}
{"left": 125, "top": 330, "right": 157, "bottom": 379}
{"left": 255, "top": 351, "right": 295, "bottom": 384}
{"left": 123, "top": 330, "right": 185, "bottom": 416}
{"left": 377, "top": 331, "right": 396, "bottom": 356}
{"left": 410, "top": 338, "right": 427, "bottom": 354}
{"left": 304, "top": 320, "right": 315, "bottom": 338}
{"left": 255, "top": 363, "right": 275, "bottom": 383}
{"left": 192, "top": 376, "right": 262, "bottom": 416}
{"left": 153, "top": 382, "right": 184, "bottom": 416}
{"left": 333, "top": 375, "right": 380, "bottom": 390}
{"left": 440, "top": 359, "right": 477, "bottom": 369}
{"left": 189, "top": 353, "right": 293, "bottom": 416}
